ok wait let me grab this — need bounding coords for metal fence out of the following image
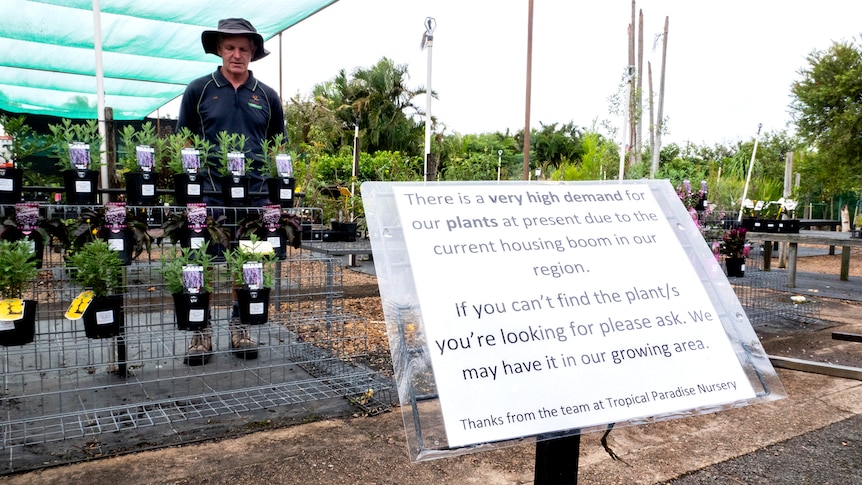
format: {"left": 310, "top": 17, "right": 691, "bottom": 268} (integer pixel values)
{"left": 0, "top": 207, "right": 391, "bottom": 473}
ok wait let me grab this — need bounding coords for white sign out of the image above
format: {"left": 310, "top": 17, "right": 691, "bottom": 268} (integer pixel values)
{"left": 386, "top": 183, "right": 757, "bottom": 448}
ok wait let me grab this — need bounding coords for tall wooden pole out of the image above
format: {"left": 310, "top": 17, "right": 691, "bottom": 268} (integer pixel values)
{"left": 523, "top": 0, "right": 534, "bottom": 180}
{"left": 636, "top": 9, "right": 644, "bottom": 165}
{"left": 650, "top": 16, "right": 669, "bottom": 178}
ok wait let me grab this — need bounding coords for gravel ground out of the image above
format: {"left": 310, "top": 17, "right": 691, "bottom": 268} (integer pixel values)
{"left": 665, "top": 413, "right": 862, "bottom": 484}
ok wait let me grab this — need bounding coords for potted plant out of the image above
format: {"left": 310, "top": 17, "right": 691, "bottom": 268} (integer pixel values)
{"left": 261, "top": 134, "right": 296, "bottom": 208}
{"left": 48, "top": 118, "right": 103, "bottom": 205}
{"left": 66, "top": 239, "right": 124, "bottom": 339}
{"left": 166, "top": 128, "right": 210, "bottom": 206}
{"left": 720, "top": 227, "right": 750, "bottom": 277}
{"left": 235, "top": 205, "right": 302, "bottom": 260}
{"left": 0, "top": 114, "right": 48, "bottom": 204}
{"left": 160, "top": 243, "right": 214, "bottom": 365}
{"left": 118, "top": 122, "right": 163, "bottom": 206}
{"left": 0, "top": 202, "right": 68, "bottom": 268}
{"left": 225, "top": 236, "right": 277, "bottom": 325}
{"left": 0, "top": 240, "right": 39, "bottom": 346}
{"left": 214, "top": 131, "right": 252, "bottom": 207}
{"left": 158, "top": 203, "right": 230, "bottom": 261}
{"left": 742, "top": 198, "right": 800, "bottom": 233}
{"left": 65, "top": 204, "right": 152, "bottom": 265}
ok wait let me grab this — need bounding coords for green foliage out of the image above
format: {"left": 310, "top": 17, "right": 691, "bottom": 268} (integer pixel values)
{"left": 790, "top": 38, "right": 862, "bottom": 194}
{"left": 66, "top": 239, "right": 123, "bottom": 297}
{"left": 0, "top": 114, "right": 48, "bottom": 168}
{"left": 214, "top": 131, "right": 251, "bottom": 176}
{"left": 224, "top": 236, "right": 277, "bottom": 288}
{"left": 260, "top": 133, "right": 288, "bottom": 177}
{"left": 47, "top": 118, "right": 103, "bottom": 171}
{"left": 0, "top": 240, "right": 38, "bottom": 299}
{"left": 159, "top": 243, "right": 214, "bottom": 295}
{"left": 117, "top": 122, "right": 163, "bottom": 173}
{"left": 165, "top": 128, "right": 213, "bottom": 175}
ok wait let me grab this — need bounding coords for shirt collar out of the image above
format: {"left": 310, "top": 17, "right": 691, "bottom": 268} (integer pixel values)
{"left": 212, "top": 67, "right": 258, "bottom": 90}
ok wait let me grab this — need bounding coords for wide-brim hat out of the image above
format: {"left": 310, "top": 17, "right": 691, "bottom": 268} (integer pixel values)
{"left": 201, "top": 18, "right": 270, "bottom": 62}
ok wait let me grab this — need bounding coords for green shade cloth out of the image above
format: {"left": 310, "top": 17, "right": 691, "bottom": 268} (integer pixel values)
{"left": 0, "top": 0, "right": 338, "bottom": 120}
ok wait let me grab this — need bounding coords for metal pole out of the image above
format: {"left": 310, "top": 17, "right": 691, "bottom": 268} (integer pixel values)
{"left": 92, "top": 0, "right": 109, "bottom": 200}
{"left": 423, "top": 18, "right": 436, "bottom": 182}
{"left": 497, "top": 150, "right": 502, "bottom": 181}
{"left": 738, "top": 123, "right": 763, "bottom": 222}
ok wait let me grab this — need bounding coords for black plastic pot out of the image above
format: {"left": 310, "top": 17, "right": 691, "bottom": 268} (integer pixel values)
{"left": 266, "top": 177, "right": 295, "bottom": 208}
{"left": 236, "top": 288, "right": 270, "bottom": 325}
{"left": 82, "top": 294, "right": 123, "bottom": 339}
{"left": 172, "top": 173, "right": 204, "bottom": 206}
{"left": 220, "top": 175, "right": 250, "bottom": 207}
{"left": 0, "top": 168, "right": 24, "bottom": 205}
{"left": 103, "top": 227, "right": 135, "bottom": 266}
{"left": 63, "top": 169, "right": 100, "bottom": 205}
{"left": 125, "top": 171, "right": 158, "bottom": 205}
{"left": 259, "top": 227, "right": 287, "bottom": 260}
{"left": 172, "top": 292, "right": 210, "bottom": 330}
{"left": 0, "top": 299, "right": 37, "bottom": 346}
{"left": 172, "top": 292, "right": 211, "bottom": 331}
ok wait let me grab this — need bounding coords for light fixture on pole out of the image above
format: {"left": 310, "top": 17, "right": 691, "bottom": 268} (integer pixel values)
{"left": 422, "top": 17, "right": 436, "bottom": 182}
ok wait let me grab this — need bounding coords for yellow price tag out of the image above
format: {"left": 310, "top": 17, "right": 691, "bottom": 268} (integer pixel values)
{"left": 65, "top": 290, "right": 94, "bottom": 320}
{"left": 0, "top": 298, "right": 25, "bottom": 321}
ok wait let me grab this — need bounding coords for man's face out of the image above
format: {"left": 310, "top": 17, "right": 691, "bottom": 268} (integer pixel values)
{"left": 217, "top": 35, "right": 256, "bottom": 78}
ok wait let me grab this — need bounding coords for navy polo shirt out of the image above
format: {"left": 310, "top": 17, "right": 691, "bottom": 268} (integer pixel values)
{"left": 177, "top": 68, "right": 286, "bottom": 198}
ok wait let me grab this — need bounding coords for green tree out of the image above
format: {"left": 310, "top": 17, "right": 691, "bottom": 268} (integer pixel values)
{"left": 790, "top": 39, "right": 862, "bottom": 194}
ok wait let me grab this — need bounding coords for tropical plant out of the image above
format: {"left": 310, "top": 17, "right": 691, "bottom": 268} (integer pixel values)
{"left": 0, "top": 240, "right": 38, "bottom": 299}
{"left": 158, "top": 208, "right": 230, "bottom": 249}
{"left": 234, "top": 208, "right": 303, "bottom": 248}
{"left": 66, "top": 239, "right": 124, "bottom": 298}
{"left": 63, "top": 206, "right": 152, "bottom": 260}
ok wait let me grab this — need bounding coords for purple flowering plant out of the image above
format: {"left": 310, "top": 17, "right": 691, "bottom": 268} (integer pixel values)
{"left": 720, "top": 227, "right": 750, "bottom": 259}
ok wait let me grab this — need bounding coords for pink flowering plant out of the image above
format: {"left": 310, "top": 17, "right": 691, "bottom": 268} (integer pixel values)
{"left": 720, "top": 227, "right": 750, "bottom": 259}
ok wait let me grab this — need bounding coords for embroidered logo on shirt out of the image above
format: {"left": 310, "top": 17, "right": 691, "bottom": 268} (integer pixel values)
{"left": 248, "top": 94, "right": 263, "bottom": 110}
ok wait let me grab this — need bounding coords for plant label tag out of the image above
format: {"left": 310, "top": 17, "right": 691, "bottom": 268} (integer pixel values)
{"left": 250, "top": 302, "right": 265, "bottom": 315}
{"left": 0, "top": 320, "right": 14, "bottom": 331}
{"left": 231, "top": 187, "right": 245, "bottom": 198}
{"left": 267, "top": 236, "right": 281, "bottom": 248}
{"left": 142, "top": 184, "right": 155, "bottom": 196}
{"left": 190, "top": 237, "right": 205, "bottom": 249}
{"left": 108, "top": 238, "right": 124, "bottom": 251}
{"left": 280, "top": 189, "right": 292, "bottom": 199}
{"left": 187, "top": 184, "right": 201, "bottom": 196}
{"left": 76, "top": 181, "right": 92, "bottom": 193}
{"left": 189, "top": 309, "right": 205, "bottom": 322}
{"left": 0, "top": 179, "right": 13, "bottom": 192}
{"left": 95, "top": 310, "right": 114, "bottom": 325}
{"left": 65, "top": 290, "right": 94, "bottom": 320}
{"left": 0, "top": 298, "right": 24, "bottom": 321}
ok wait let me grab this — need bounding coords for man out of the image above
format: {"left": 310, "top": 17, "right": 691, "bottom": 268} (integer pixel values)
{"left": 177, "top": 17, "right": 285, "bottom": 205}
{"left": 176, "top": 18, "right": 285, "bottom": 365}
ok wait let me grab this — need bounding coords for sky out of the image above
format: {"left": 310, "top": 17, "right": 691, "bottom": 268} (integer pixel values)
{"left": 164, "top": 0, "right": 862, "bottom": 147}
